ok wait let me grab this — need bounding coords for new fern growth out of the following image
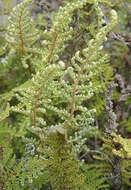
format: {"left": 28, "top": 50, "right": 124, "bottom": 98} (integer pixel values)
{"left": 5, "top": 0, "right": 39, "bottom": 55}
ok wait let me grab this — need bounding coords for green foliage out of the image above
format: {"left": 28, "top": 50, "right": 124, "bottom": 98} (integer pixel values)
{"left": 44, "top": 126, "right": 86, "bottom": 190}
{"left": 89, "top": 134, "right": 131, "bottom": 189}
{"left": 5, "top": 0, "right": 39, "bottom": 55}
{"left": 120, "top": 117, "right": 131, "bottom": 133}
{"left": 0, "top": 147, "right": 25, "bottom": 190}
{"left": 112, "top": 133, "right": 131, "bottom": 159}
{"left": 0, "top": 0, "right": 130, "bottom": 189}
{"left": 0, "top": 103, "right": 10, "bottom": 122}
{"left": 0, "top": 146, "right": 47, "bottom": 190}
{"left": 83, "top": 164, "right": 109, "bottom": 190}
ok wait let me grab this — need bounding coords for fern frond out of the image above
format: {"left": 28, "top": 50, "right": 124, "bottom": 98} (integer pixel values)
{"left": 5, "top": 0, "right": 39, "bottom": 54}
{"left": 0, "top": 103, "right": 10, "bottom": 122}
{"left": 44, "top": 127, "right": 86, "bottom": 190}
{"left": 112, "top": 133, "right": 131, "bottom": 159}
{"left": 40, "top": 0, "right": 89, "bottom": 66}
{"left": 0, "top": 146, "right": 46, "bottom": 190}
{"left": 82, "top": 164, "right": 109, "bottom": 190}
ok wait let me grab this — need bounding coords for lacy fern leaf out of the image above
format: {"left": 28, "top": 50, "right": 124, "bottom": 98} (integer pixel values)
{"left": 5, "top": 0, "right": 39, "bottom": 54}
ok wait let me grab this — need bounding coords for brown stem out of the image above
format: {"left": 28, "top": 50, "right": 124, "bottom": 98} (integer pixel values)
{"left": 33, "top": 70, "right": 54, "bottom": 128}
{"left": 47, "top": 27, "right": 58, "bottom": 63}
{"left": 18, "top": 7, "right": 25, "bottom": 54}
{"left": 64, "top": 64, "right": 85, "bottom": 128}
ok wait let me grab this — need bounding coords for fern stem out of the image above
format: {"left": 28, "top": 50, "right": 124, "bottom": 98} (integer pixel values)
{"left": 18, "top": 7, "right": 25, "bottom": 54}
{"left": 47, "top": 26, "right": 58, "bottom": 63}
{"left": 64, "top": 63, "right": 85, "bottom": 128}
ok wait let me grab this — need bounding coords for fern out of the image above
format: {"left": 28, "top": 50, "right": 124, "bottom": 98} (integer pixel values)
{"left": 88, "top": 133, "right": 131, "bottom": 189}
{"left": 9, "top": 6, "right": 118, "bottom": 137}
{"left": 82, "top": 164, "right": 109, "bottom": 190}
{"left": 0, "top": 103, "right": 10, "bottom": 122}
{"left": 5, "top": 0, "right": 39, "bottom": 55}
{"left": 112, "top": 133, "right": 131, "bottom": 186}
{"left": 0, "top": 0, "right": 123, "bottom": 189}
{"left": 112, "top": 133, "right": 131, "bottom": 159}
{"left": 0, "top": 145, "right": 47, "bottom": 190}
{"left": 44, "top": 126, "right": 86, "bottom": 190}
